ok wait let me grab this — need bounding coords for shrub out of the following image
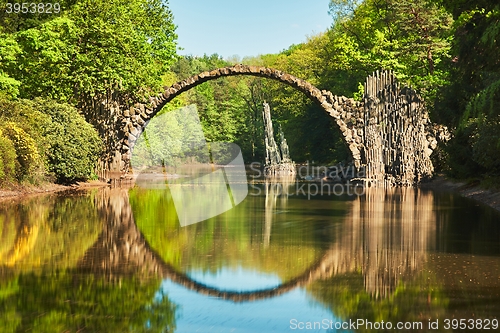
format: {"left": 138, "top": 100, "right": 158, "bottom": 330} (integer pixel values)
{"left": 471, "top": 116, "right": 500, "bottom": 171}
{"left": 2, "top": 122, "right": 43, "bottom": 182}
{"left": 0, "top": 96, "right": 103, "bottom": 184}
{"left": 33, "top": 99, "right": 103, "bottom": 183}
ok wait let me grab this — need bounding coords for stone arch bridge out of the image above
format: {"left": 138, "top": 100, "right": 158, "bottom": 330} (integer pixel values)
{"left": 97, "top": 65, "right": 446, "bottom": 186}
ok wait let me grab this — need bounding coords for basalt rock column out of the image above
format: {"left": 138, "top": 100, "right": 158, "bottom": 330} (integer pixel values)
{"left": 262, "top": 102, "right": 296, "bottom": 176}
{"left": 362, "top": 71, "right": 435, "bottom": 186}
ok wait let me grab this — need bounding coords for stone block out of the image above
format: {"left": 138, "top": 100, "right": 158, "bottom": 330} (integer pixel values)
{"left": 330, "top": 111, "right": 340, "bottom": 119}
{"left": 129, "top": 127, "right": 139, "bottom": 138}
{"left": 321, "top": 102, "right": 331, "bottom": 110}
{"left": 136, "top": 116, "right": 145, "bottom": 126}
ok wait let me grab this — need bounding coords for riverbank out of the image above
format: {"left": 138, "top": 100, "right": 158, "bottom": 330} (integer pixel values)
{"left": 421, "top": 176, "right": 500, "bottom": 213}
{"left": 1, "top": 176, "right": 499, "bottom": 213}
{"left": 0, "top": 180, "right": 109, "bottom": 202}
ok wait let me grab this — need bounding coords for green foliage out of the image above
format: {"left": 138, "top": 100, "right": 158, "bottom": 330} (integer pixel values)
{"left": 0, "top": 73, "right": 20, "bottom": 99}
{"left": 1, "top": 0, "right": 498, "bottom": 178}
{"left": 470, "top": 116, "right": 500, "bottom": 171}
{"left": 0, "top": 0, "right": 178, "bottom": 103}
{"left": 170, "top": 55, "right": 260, "bottom": 161}
{"left": 0, "top": 97, "right": 51, "bottom": 185}
{"left": 0, "top": 32, "right": 21, "bottom": 99}
{"left": 462, "top": 78, "right": 500, "bottom": 122}
{"left": 13, "top": 17, "right": 79, "bottom": 101}
{"left": 328, "top": 0, "right": 453, "bottom": 102}
{"left": 132, "top": 104, "right": 206, "bottom": 168}
{"left": 435, "top": 4, "right": 500, "bottom": 178}
{"left": 451, "top": 116, "right": 500, "bottom": 177}
{"left": 0, "top": 0, "right": 178, "bottom": 184}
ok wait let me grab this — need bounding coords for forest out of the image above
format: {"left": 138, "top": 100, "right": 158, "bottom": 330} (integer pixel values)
{"left": 0, "top": 0, "right": 499, "bottom": 186}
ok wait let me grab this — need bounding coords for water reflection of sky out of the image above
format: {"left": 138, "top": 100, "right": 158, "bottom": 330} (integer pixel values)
{"left": 157, "top": 267, "right": 341, "bottom": 332}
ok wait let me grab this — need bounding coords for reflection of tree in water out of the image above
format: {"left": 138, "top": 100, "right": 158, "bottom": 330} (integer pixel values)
{"left": 0, "top": 272, "right": 176, "bottom": 333}
{"left": 0, "top": 191, "right": 176, "bottom": 332}
{"left": 0, "top": 194, "right": 101, "bottom": 271}
{"left": 87, "top": 187, "right": 329, "bottom": 301}
{"left": 263, "top": 186, "right": 437, "bottom": 299}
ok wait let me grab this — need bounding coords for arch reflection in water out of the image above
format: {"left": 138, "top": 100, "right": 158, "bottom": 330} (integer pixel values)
{"left": 69, "top": 184, "right": 499, "bottom": 330}
{"left": 84, "top": 185, "right": 436, "bottom": 301}
{"left": 121, "top": 185, "right": 336, "bottom": 302}
{"left": 2, "top": 184, "right": 499, "bottom": 331}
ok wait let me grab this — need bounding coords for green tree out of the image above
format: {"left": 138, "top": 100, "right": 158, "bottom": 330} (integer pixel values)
{"left": 3, "top": 0, "right": 178, "bottom": 102}
{"left": 328, "top": 0, "right": 453, "bottom": 102}
{"left": 170, "top": 55, "right": 251, "bottom": 156}
{"left": 434, "top": 3, "right": 500, "bottom": 178}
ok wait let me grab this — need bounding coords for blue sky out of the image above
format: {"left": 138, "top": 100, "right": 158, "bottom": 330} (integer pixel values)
{"left": 168, "top": 0, "right": 333, "bottom": 60}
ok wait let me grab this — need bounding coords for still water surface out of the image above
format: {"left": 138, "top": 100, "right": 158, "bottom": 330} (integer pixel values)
{"left": 0, "top": 182, "right": 499, "bottom": 332}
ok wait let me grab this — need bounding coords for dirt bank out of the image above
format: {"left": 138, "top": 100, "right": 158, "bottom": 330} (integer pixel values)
{"left": 0, "top": 180, "right": 109, "bottom": 202}
{"left": 421, "top": 176, "right": 500, "bottom": 213}
{"left": 1, "top": 176, "right": 499, "bottom": 213}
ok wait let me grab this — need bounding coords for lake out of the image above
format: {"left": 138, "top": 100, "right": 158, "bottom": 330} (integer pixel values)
{"left": 0, "top": 180, "right": 499, "bottom": 332}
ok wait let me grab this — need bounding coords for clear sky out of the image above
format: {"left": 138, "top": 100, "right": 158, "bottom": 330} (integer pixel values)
{"left": 168, "top": 0, "right": 333, "bottom": 60}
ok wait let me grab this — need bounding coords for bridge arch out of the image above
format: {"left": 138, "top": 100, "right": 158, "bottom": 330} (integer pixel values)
{"left": 121, "top": 64, "right": 364, "bottom": 170}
